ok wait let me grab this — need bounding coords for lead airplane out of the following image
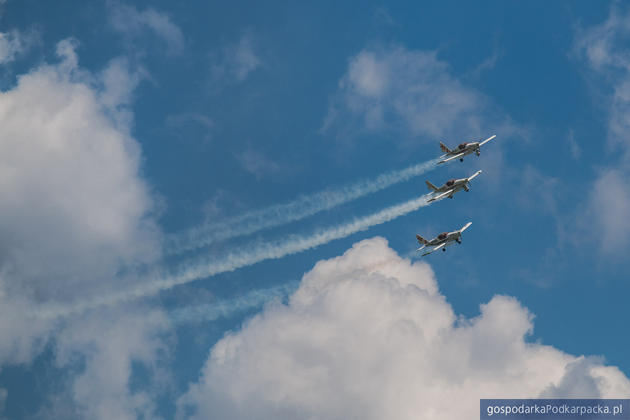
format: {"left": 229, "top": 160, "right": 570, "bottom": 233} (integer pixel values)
{"left": 426, "top": 170, "right": 482, "bottom": 202}
{"left": 438, "top": 134, "right": 496, "bottom": 164}
{"left": 416, "top": 222, "right": 472, "bottom": 256}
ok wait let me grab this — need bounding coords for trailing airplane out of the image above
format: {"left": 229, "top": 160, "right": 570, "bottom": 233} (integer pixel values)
{"left": 438, "top": 134, "right": 496, "bottom": 164}
{"left": 426, "top": 170, "right": 482, "bottom": 203}
{"left": 416, "top": 222, "right": 472, "bottom": 256}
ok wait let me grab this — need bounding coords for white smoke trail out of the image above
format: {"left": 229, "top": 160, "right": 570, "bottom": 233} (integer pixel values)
{"left": 35, "top": 193, "right": 433, "bottom": 319}
{"left": 169, "top": 282, "right": 298, "bottom": 325}
{"left": 166, "top": 158, "right": 439, "bottom": 254}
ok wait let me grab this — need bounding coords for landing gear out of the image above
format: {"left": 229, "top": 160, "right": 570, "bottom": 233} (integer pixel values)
{"left": 442, "top": 248, "right": 446, "bottom": 252}
{"left": 460, "top": 158, "right": 464, "bottom": 162}
{"left": 476, "top": 150, "right": 480, "bottom": 157}
{"left": 449, "top": 195, "right": 453, "bottom": 199}
{"left": 456, "top": 239, "right": 461, "bottom": 244}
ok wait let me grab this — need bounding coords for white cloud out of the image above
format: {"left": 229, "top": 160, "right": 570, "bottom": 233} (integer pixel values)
{"left": 0, "top": 30, "right": 27, "bottom": 64}
{"left": 567, "top": 129, "right": 582, "bottom": 160}
{"left": 574, "top": 6, "right": 630, "bottom": 72}
{"left": 516, "top": 165, "right": 561, "bottom": 215}
{"left": 165, "top": 112, "right": 214, "bottom": 143}
{"left": 0, "top": 39, "right": 159, "bottom": 297}
{"left": 178, "top": 238, "right": 629, "bottom": 420}
{"left": 235, "top": 147, "right": 282, "bottom": 180}
{"left": 53, "top": 307, "right": 171, "bottom": 420}
{"left": 0, "top": 39, "right": 168, "bottom": 417}
{"left": 231, "top": 35, "right": 261, "bottom": 81}
{"left": 575, "top": 5, "right": 630, "bottom": 155}
{"left": 0, "top": 387, "right": 6, "bottom": 420}
{"left": 579, "top": 168, "right": 630, "bottom": 254}
{"left": 573, "top": 6, "right": 630, "bottom": 255}
{"left": 322, "top": 46, "right": 516, "bottom": 144}
{"left": 210, "top": 33, "right": 262, "bottom": 88}
{"left": 166, "top": 112, "right": 214, "bottom": 130}
{"left": 108, "top": 1, "right": 185, "bottom": 55}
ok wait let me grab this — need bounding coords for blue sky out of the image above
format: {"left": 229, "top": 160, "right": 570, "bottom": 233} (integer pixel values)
{"left": 0, "top": 1, "right": 629, "bottom": 419}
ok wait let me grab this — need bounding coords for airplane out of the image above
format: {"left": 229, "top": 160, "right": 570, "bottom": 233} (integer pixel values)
{"left": 426, "top": 170, "right": 482, "bottom": 203}
{"left": 416, "top": 222, "right": 472, "bottom": 256}
{"left": 438, "top": 134, "right": 496, "bottom": 164}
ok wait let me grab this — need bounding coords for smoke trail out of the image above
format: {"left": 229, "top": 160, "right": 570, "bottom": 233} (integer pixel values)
{"left": 166, "top": 158, "right": 439, "bottom": 254}
{"left": 36, "top": 193, "right": 434, "bottom": 319}
{"left": 169, "top": 282, "right": 298, "bottom": 326}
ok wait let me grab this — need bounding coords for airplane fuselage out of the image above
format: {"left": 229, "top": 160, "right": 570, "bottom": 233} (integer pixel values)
{"left": 427, "top": 230, "right": 462, "bottom": 247}
{"left": 426, "top": 176, "right": 474, "bottom": 202}
{"left": 416, "top": 221, "right": 471, "bottom": 256}
{"left": 438, "top": 135, "right": 495, "bottom": 164}
{"left": 435, "top": 178, "right": 469, "bottom": 193}
{"left": 447, "top": 142, "right": 481, "bottom": 157}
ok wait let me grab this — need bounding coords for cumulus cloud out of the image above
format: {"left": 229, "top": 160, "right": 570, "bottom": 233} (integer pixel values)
{"left": 178, "top": 238, "right": 629, "bottom": 420}
{"left": 108, "top": 1, "right": 185, "bottom": 55}
{"left": 53, "top": 307, "right": 171, "bottom": 420}
{"left": 0, "top": 39, "right": 159, "bottom": 300}
{"left": 0, "top": 38, "right": 168, "bottom": 418}
{"left": 322, "top": 46, "right": 516, "bottom": 145}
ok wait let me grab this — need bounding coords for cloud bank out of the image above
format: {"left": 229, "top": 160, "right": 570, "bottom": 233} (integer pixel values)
{"left": 0, "top": 39, "right": 167, "bottom": 419}
{"left": 178, "top": 238, "right": 630, "bottom": 420}
{"left": 0, "top": 39, "right": 159, "bottom": 300}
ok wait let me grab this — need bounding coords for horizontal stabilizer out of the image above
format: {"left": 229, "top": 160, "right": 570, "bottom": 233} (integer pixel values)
{"left": 416, "top": 234, "right": 428, "bottom": 245}
{"left": 425, "top": 180, "right": 438, "bottom": 191}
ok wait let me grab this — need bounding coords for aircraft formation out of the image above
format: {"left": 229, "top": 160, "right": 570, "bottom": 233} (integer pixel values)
{"left": 416, "top": 134, "right": 496, "bottom": 256}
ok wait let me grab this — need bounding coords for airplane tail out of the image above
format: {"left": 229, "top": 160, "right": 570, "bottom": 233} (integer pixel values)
{"left": 425, "top": 180, "right": 438, "bottom": 191}
{"left": 439, "top": 141, "right": 452, "bottom": 154}
{"left": 416, "top": 234, "right": 428, "bottom": 245}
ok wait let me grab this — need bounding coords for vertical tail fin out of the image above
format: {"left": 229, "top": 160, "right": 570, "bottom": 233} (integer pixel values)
{"left": 439, "top": 141, "right": 452, "bottom": 154}
{"left": 425, "top": 180, "right": 438, "bottom": 191}
{"left": 416, "top": 234, "right": 428, "bottom": 245}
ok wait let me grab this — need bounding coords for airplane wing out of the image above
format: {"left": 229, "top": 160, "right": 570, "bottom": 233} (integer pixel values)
{"left": 479, "top": 134, "right": 497, "bottom": 147}
{"left": 428, "top": 189, "right": 454, "bottom": 203}
{"left": 467, "top": 170, "right": 482, "bottom": 181}
{"left": 459, "top": 221, "right": 472, "bottom": 233}
{"left": 438, "top": 152, "right": 465, "bottom": 164}
{"left": 422, "top": 242, "right": 449, "bottom": 256}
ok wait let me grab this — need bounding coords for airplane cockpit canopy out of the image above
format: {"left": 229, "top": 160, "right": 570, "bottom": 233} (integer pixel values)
{"left": 458, "top": 143, "right": 467, "bottom": 150}
{"left": 437, "top": 233, "right": 448, "bottom": 240}
{"left": 446, "top": 179, "right": 455, "bottom": 186}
